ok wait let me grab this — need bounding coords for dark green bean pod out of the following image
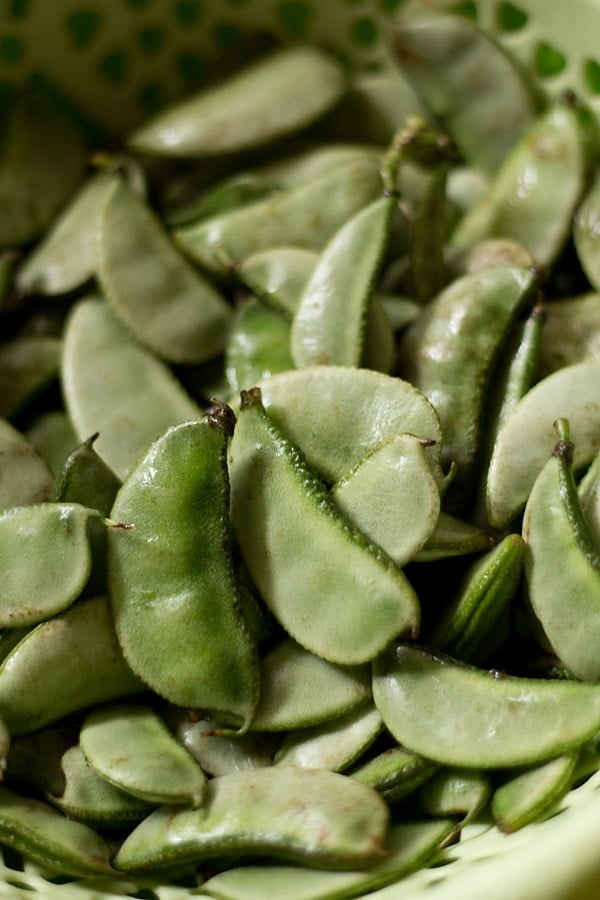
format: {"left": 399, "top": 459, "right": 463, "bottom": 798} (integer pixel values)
{"left": 108, "top": 409, "right": 260, "bottom": 728}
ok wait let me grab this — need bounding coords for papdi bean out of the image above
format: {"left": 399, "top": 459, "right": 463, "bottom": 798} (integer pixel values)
{"left": 0, "top": 14, "right": 600, "bottom": 894}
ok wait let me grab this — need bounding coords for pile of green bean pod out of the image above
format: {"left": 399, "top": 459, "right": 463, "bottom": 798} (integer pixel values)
{"left": 1, "top": 3, "right": 600, "bottom": 896}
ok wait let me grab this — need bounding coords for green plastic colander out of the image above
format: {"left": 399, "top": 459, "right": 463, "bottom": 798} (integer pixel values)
{"left": 1, "top": 1, "right": 600, "bottom": 898}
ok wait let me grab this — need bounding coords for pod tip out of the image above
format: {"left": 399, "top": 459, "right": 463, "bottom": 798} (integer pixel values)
{"left": 206, "top": 400, "right": 236, "bottom": 436}
{"left": 240, "top": 386, "right": 263, "bottom": 411}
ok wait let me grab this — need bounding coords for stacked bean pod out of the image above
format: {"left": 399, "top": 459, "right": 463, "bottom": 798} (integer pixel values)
{"left": 1, "top": 3, "right": 600, "bottom": 896}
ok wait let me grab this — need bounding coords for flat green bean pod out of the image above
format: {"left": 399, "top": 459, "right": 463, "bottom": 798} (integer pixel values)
{"left": 238, "top": 250, "right": 393, "bottom": 373}
{"left": 331, "top": 433, "right": 440, "bottom": 567}
{"left": 451, "top": 103, "right": 586, "bottom": 267}
{"left": 175, "top": 714, "right": 274, "bottom": 776}
{"left": 400, "top": 265, "right": 537, "bottom": 507}
{"left": 418, "top": 769, "right": 491, "bottom": 825}
{"left": 393, "top": 8, "right": 535, "bottom": 174}
{"left": 486, "top": 360, "right": 600, "bottom": 528}
{"left": 49, "top": 745, "right": 154, "bottom": 828}
{"left": 229, "top": 388, "right": 419, "bottom": 665}
{"left": 97, "top": 179, "right": 232, "bottom": 364}
{"left": 523, "top": 421, "right": 600, "bottom": 681}
{"left": 53, "top": 433, "right": 121, "bottom": 516}
{"left": 109, "top": 413, "right": 259, "bottom": 725}
{"left": 291, "top": 195, "right": 392, "bottom": 368}
{"left": 238, "top": 247, "right": 318, "bottom": 319}
{"left": 128, "top": 46, "right": 346, "bottom": 158}
{"left": 0, "top": 87, "right": 87, "bottom": 247}
{"left": 0, "top": 786, "right": 114, "bottom": 877}
{"left": 274, "top": 705, "right": 383, "bottom": 773}
{"left": 0, "top": 336, "right": 61, "bottom": 419}
{"left": 80, "top": 704, "right": 206, "bottom": 806}
{"left": 491, "top": 752, "right": 578, "bottom": 834}
{"left": 413, "top": 512, "right": 494, "bottom": 562}
{"left": 372, "top": 644, "right": 600, "bottom": 768}
{"left": 0, "top": 595, "right": 142, "bottom": 735}
{"left": 0, "top": 418, "right": 52, "bottom": 509}
{"left": 16, "top": 171, "right": 118, "bottom": 297}
{"left": 174, "top": 156, "right": 383, "bottom": 274}
{"left": 225, "top": 298, "right": 294, "bottom": 394}
{"left": 254, "top": 143, "right": 381, "bottom": 188}
{"left": 62, "top": 298, "right": 200, "bottom": 479}
{"left": 257, "top": 367, "right": 444, "bottom": 487}
{"left": 114, "top": 766, "right": 389, "bottom": 873}
{"left": 0, "top": 502, "right": 100, "bottom": 627}
{"left": 250, "top": 639, "right": 371, "bottom": 732}
{"left": 201, "top": 820, "right": 455, "bottom": 900}
{"left": 163, "top": 173, "right": 277, "bottom": 228}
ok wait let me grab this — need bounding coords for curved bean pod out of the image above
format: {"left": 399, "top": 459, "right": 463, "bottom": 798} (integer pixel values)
{"left": 331, "top": 433, "right": 440, "bottom": 567}
{"left": 373, "top": 644, "right": 600, "bottom": 768}
{"left": 200, "top": 820, "right": 455, "bottom": 900}
{"left": 522, "top": 421, "right": 600, "bottom": 681}
{"left": 128, "top": 46, "right": 346, "bottom": 158}
{"left": 109, "top": 412, "right": 259, "bottom": 725}
{"left": 491, "top": 753, "right": 578, "bottom": 834}
{"left": 251, "top": 639, "right": 371, "bottom": 732}
{"left": 418, "top": 769, "right": 491, "bottom": 825}
{"left": 451, "top": 103, "right": 585, "bottom": 268}
{"left": 229, "top": 388, "right": 419, "bottom": 665}
{"left": 114, "top": 766, "right": 389, "bottom": 873}
{"left": 0, "top": 502, "right": 100, "bottom": 627}
{"left": 53, "top": 434, "right": 121, "bottom": 516}
{"left": 49, "top": 745, "right": 153, "bottom": 828}
{"left": 291, "top": 196, "right": 392, "bottom": 368}
{"left": 174, "top": 156, "right": 383, "bottom": 274}
{"left": 0, "top": 786, "right": 114, "bottom": 877}
{"left": 486, "top": 360, "right": 600, "bottom": 528}
{"left": 225, "top": 298, "right": 294, "bottom": 394}
{"left": 400, "top": 265, "right": 537, "bottom": 508}
{"left": 258, "top": 366, "right": 444, "bottom": 488}
{"left": 274, "top": 705, "right": 383, "bottom": 773}
{"left": 0, "top": 596, "right": 142, "bottom": 735}
{"left": 16, "top": 171, "right": 118, "bottom": 297}
{"left": 393, "top": 9, "right": 534, "bottom": 174}
{"left": 97, "top": 179, "right": 232, "bottom": 364}
{"left": 62, "top": 298, "right": 200, "bottom": 480}
{"left": 80, "top": 704, "right": 206, "bottom": 806}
